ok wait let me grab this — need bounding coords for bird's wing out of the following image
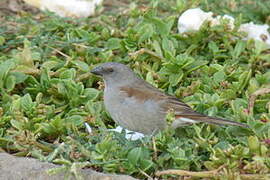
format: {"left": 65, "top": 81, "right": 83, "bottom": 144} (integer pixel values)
{"left": 119, "top": 80, "right": 248, "bottom": 128}
{"left": 119, "top": 79, "right": 194, "bottom": 113}
{"left": 119, "top": 79, "right": 168, "bottom": 102}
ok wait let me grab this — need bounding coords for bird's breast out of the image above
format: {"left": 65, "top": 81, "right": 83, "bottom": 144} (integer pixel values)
{"left": 103, "top": 87, "right": 167, "bottom": 134}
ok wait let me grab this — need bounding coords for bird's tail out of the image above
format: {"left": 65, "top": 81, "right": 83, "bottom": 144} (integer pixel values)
{"left": 199, "top": 116, "right": 249, "bottom": 128}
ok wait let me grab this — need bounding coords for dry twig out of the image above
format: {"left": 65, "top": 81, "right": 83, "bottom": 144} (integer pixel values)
{"left": 248, "top": 87, "right": 270, "bottom": 115}
{"left": 152, "top": 137, "right": 157, "bottom": 161}
{"left": 139, "top": 168, "right": 153, "bottom": 179}
{"left": 156, "top": 166, "right": 270, "bottom": 179}
{"left": 156, "top": 166, "right": 225, "bottom": 178}
{"left": 45, "top": 45, "right": 71, "bottom": 59}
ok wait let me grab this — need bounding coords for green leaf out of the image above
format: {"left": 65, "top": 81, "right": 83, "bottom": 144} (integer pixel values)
{"left": 152, "top": 40, "right": 163, "bottom": 57}
{"left": 0, "top": 36, "right": 5, "bottom": 46}
{"left": 138, "top": 24, "right": 154, "bottom": 44}
{"left": 232, "top": 41, "right": 246, "bottom": 58}
{"left": 18, "top": 39, "right": 34, "bottom": 67}
{"left": 5, "top": 75, "right": 16, "bottom": 92}
{"left": 238, "top": 70, "right": 252, "bottom": 92}
{"left": 40, "top": 69, "right": 51, "bottom": 89}
{"left": 208, "top": 41, "right": 219, "bottom": 54}
{"left": 10, "top": 120, "right": 24, "bottom": 130}
{"left": 42, "top": 60, "right": 62, "bottom": 70}
{"left": 146, "top": 72, "right": 157, "bottom": 87}
{"left": 248, "top": 136, "right": 260, "bottom": 154}
{"left": 145, "top": 16, "right": 175, "bottom": 36}
{"left": 214, "top": 141, "right": 231, "bottom": 150}
{"left": 162, "top": 37, "right": 175, "bottom": 56}
{"left": 186, "top": 60, "right": 208, "bottom": 73}
{"left": 84, "top": 88, "right": 100, "bottom": 101}
{"left": 213, "top": 70, "right": 226, "bottom": 83}
{"left": 210, "top": 64, "right": 224, "bottom": 71}
{"left": 72, "top": 60, "right": 90, "bottom": 72}
{"left": 106, "top": 38, "right": 121, "bottom": 50}
{"left": 254, "top": 40, "right": 269, "bottom": 55}
{"left": 20, "top": 93, "right": 34, "bottom": 111}
{"left": 65, "top": 115, "right": 84, "bottom": 126}
{"left": 140, "top": 159, "right": 154, "bottom": 171}
{"left": 127, "top": 147, "right": 142, "bottom": 166}
{"left": 0, "top": 60, "right": 16, "bottom": 82}
{"left": 10, "top": 72, "right": 28, "bottom": 84}
{"left": 85, "top": 101, "right": 103, "bottom": 116}
{"left": 169, "top": 71, "right": 183, "bottom": 86}
{"left": 221, "top": 89, "right": 236, "bottom": 99}
{"left": 59, "top": 69, "right": 76, "bottom": 79}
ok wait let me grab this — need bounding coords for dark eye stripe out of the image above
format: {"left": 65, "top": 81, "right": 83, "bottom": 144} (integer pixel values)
{"left": 106, "top": 68, "right": 114, "bottom": 72}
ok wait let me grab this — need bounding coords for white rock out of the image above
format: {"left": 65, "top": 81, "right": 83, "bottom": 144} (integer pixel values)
{"left": 178, "top": 8, "right": 214, "bottom": 33}
{"left": 177, "top": 8, "right": 270, "bottom": 47}
{"left": 239, "top": 22, "right": 270, "bottom": 45}
{"left": 110, "top": 126, "right": 145, "bottom": 141}
{"left": 178, "top": 8, "right": 236, "bottom": 34}
{"left": 24, "top": 0, "right": 103, "bottom": 18}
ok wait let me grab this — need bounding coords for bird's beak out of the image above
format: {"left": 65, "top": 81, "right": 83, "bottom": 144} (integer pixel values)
{"left": 90, "top": 66, "right": 103, "bottom": 76}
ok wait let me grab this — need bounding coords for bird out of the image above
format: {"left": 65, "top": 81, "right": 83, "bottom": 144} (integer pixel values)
{"left": 90, "top": 62, "right": 249, "bottom": 135}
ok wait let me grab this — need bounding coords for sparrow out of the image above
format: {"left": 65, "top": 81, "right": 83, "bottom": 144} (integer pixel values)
{"left": 91, "top": 62, "right": 248, "bottom": 135}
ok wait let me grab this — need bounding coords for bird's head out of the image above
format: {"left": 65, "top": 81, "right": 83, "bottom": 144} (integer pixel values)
{"left": 91, "top": 62, "right": 138, "bottom": 86}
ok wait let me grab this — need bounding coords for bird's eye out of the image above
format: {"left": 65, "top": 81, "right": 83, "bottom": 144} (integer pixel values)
{"left": 107, "top": 68, "right": 114, "bottom": 73}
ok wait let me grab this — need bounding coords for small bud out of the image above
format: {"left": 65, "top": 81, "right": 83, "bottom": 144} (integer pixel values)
{"left": 248, "top": 136, "right": 260, "bottom": 154}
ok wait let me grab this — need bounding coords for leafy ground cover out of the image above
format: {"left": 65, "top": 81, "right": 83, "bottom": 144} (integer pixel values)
{"left": 0, "top": 0, "right": 270, "bottom": 179}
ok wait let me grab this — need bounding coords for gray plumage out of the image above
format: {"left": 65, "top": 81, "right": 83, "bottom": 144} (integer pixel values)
{"left": 91, "top": 62, "right": 248, "bottom": 135}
